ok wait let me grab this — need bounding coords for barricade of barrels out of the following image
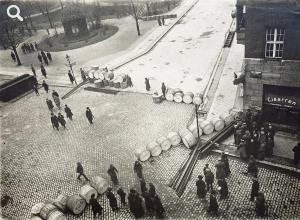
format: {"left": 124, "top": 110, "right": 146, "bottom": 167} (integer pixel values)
{"left": 88, "top": 67, "right": 129, "bottom": 90}
{"left": 30, "top": 176, "right": 108, "bottom": 220}
{"left": 135, "top": 109, "right": 240, "bottom": 162}
{"left": 165, "top": 88, "right": 203, "bottom": 105}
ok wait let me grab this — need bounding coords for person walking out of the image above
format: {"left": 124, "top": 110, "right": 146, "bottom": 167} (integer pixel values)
{"left": 221, "top": 152, "right": 231, "bottom": 177}
{"left": 58, "top": 113, "right": 66, "bottom": 128}
{"left": 90, "top": 194, "right": 103, "bottom": 218}
{"left": 86, "top": 107, "right": 94, "bottom": 124}
{"left": 107, "top": 164, "right": 119, "bottom": 185}
{"left": 106, "top": 188, "right": 119, "bottom": 212}
{"left": 153, "top": 195, "right": 165, "bottom": 219}
{"left": 134, "top": 160, "right": 144, "bottom": 180}
{"left": 143, "top": 191, "right": 154, "bottom": 214}
{"left": 34, "top": 42, "right": 38, "bottom": 51}
{"left": 76, "top": 162, "right": 89, "bottom": 181}
{"left": 140, "top": 180, "right": 148, "bottom": 196}
{"left": 68, "top": 70, "right": 75, "bottom": 84}
{"left": 32, "top": 84, "right": 39, "bottom": 96}
{"left": 157, "top": 18, "right": 162, "bottom": 26}
{"left": 50, "top": 113, "right": 59, "bottom": 130}
{"left": 31, "top": 64, "right": 36, "bottom": 77}
{"left": 46, "top": 51, "right": 52, "bottom": 62}
{"left": 127, "top": 75, "right": 133, "bottom": 87}
{"left": 42, "top": 80, "right": 49, "bottom": 93}
{"left": 30, "top": 43, "right": 35, "bottom": 52}
{"left": 46, "top": 98, "right": 54, "bottom": 112}
{"left": 134, "top": 191, "right": 145, "bottom": 218}
{"left": 64, "top": 105, "right": 73, "bottom": 120}
{"left": 149, "top": 183, "right": 156, "bottom": 198}
{"left": 204, "top": 167, "right": 214, "bottom": 191}
{"left": 293, "top": 143, "right": 300, "bottom": 165}
{"left": 42, "top": 55, "right": 49, "bottom": 65}
{"left": 161, "top": 82, "right": 166, "bottom": 97}
{"left": 255, "top": 192, "right": 266, "bottom": 217}
{"left": 215, "top": 159, "right": 226, "bottom": 180}
{"left": 196, "top": 175, "right": 207, "bottom": 199}
{"left": 11, "top": 51, "right": 16, "bottom": 62}
{"left": 217, "top": 179, "right": 228, "bottom": 200}
{"left": 162, "top": 17, "right": 165, "bottom": 25}
{"left": 52, "top": 90, "right": 60, "bottom": 109}
{"left": 250, "top": 177, "right": 260, "bottom": 202}
{"left": 247, "top": 156, "right": 258, "bottom": 177}
{"left": 145, "top": 78, "right": 150, "bottom": 91}
{"left": 207, "top": 190, "right": 219, "bottom": 216}
{"left": 41, "top": 65, "right": 47, "bottom": 78}
{"left": 37, "top": 53, "right": 43, "bottom": 63}
{"left": 80, "top": 68, "right": 87, "bottom": 82}
{"left": 128, "top": 189, "right": 137, "bottom": 216}
{"left": 117, "top": 187, "right": 126, "bottom": 205}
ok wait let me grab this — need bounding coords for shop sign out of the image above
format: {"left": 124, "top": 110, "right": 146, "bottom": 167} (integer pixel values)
{"left": 265, "top": 96, "right": 297, "bottom": 107}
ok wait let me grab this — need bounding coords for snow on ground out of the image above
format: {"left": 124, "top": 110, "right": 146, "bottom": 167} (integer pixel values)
{"left": 114, "top": 0, "right": 235, "bottom": 94}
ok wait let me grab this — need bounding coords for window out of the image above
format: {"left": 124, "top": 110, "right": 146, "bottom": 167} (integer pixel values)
{"left": 265, "top": 28, "right": 285, "bottom": 58}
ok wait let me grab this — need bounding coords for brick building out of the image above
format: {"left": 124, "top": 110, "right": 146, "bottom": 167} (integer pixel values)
{"left": 236, "top": 0, "right": 300, "bottom": 131}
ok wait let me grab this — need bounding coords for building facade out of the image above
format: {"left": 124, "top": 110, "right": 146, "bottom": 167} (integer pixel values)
{"left": 236, "top": 0, "right": 300, "bottom": 131}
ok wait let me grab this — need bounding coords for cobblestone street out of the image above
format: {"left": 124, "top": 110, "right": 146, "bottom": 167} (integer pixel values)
{"left": 1, "top": 88, "right": 300, "bottom": 220}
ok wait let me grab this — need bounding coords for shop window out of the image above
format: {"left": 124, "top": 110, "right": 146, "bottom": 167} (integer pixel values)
{"left": 265, "top": 28, "right": 285, "bottom": 58}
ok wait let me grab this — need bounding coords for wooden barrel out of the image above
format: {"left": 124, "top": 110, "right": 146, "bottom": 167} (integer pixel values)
{"left": 47, "top": 210, "right": 67, "bottom": 220}
{"left": 94, "top": 79, "right": 104, "bottom": 88}
{"left": 98, "top": 72, "right": 105, "bottom": 80}
{"left": 53, "top": 194, "right": 68, "bottom": 213}
{"left": 80, "top": 185, "right": 98, "bottom": 203}
{"left": 108, "top": 80, "right": 114, "bottom": 87}
{"left": 114, "top": 74, "right": 126, "bottom": 83}
{"left": 183, "top": 92, "right": 194, "bottom": 104}
{"left": 174, "top": 93, "right": 183, "bottom": 103}
{"left": 103, "top": 79, "right": 109, "bottom": 86}
{"left": 40, "top": 203, "right": 57, "bottom": 220}
{"left": 152, "top": 94, "right": 162, "bottom": 103}
{"left": 166, "top": 92, "right": 174, "bottom": 101}
{"left": 156, "top": 136, "right": 171, "bottom": 151}
{"left": 210, "top": 117, "right": 225, "bottom": 131}
{"left": 114, "top": 82, "right": 121, "bottom": 88}
{"left": 167, "top": 132, "right": 181, "bottom": 146}
{"left": 174, "top": 88, "right": 183, "bottom": 94}
{"left": 31, "top": 216, "right": 43, "bottom": 220}
{"left": 134, "top": 148, "right": 151, "bottom": 162}
{"left": 188, "top": 122, "right": 203, "bottom": 138}
{"left": 31, "top": 202, "right": 45, "bottom": 215}
{"left": 146, "top": 142, "right": 162, "bottom": 157}
{"left": 178, "top": 128, "right": 197, "bottom": 148}
{"left": 220, "top": 112, "right": 234, "bottom": 126}
{"left": 90, "top": 176, "right": 109, "bottom": 195}
{"left": 66, "top": 195, "right": 86, "bottom": 215}
{"left": 104, "top": 72, "right": 114, "bottom": 80}
{"left": 200, "top": 120, "right": 214, "bottom": 135}
{"left": 121, "top": 82, "right": 127, "bottom": 89}
{"left": 193, "top": 93, "right": 203, "bottom": 105}
{"left": 91, "top": 65, "right": 99, "bottom": 71}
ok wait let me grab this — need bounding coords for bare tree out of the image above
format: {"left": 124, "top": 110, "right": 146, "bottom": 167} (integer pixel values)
{"left": 130, "top": 0, "right": 140, "bottom": 36}
{"left": 45, "top": 0, "right": 54, "bottom": 28}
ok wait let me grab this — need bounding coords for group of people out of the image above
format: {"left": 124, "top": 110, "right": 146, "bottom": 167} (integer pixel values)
{"left": 76, "top": 161, "right": 165, "bottom": 219}
{"left": 157, "top": 17, "right": 166, "bottom": 26}
{"left": 234, "top": 109, "right": 276, "bottom": 160}
{"left": 37, "top": 50, "right": 52, "bottom": 66}
{"left": 195, "top": 152, "right": 267, "bottom": 217}
{"left": 21, "top": 42, "right": 38, "bottom": 54}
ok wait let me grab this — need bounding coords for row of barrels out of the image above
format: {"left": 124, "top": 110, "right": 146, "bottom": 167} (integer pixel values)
{"left": 30, "top": 176, "right": 108, "bottom": 220}
{"left": 165, "top": 88, "right": 203, "bottom": 105}
{"left": 92, "top": 72, "right": 129, "bottom": 89}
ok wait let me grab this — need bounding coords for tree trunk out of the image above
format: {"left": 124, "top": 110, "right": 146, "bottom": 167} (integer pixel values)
{"left": 12, "top": 45, "right": 21, "bottom": 66}
{"left": 131, "top": 2, "right": 140, "bottom": 36}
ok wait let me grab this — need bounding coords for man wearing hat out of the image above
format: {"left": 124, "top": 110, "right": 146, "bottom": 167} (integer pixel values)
{"left": 196, "top": 175, "right": 207, "bottom": 199}
{"left": 250, "top": 177, "right": 260, "bottom": 201}
{"left": 207, "top": 190, "right": 219, "bottom": 216}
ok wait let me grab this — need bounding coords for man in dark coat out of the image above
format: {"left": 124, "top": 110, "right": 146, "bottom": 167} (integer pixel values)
{"left": 127, "top": 75, "right": 133, "bottom": 87}
{"left": 157, "top": 18, "right": 162, "bottom": 26}
{"left": 41, "top": 65, "right": 47, "bottom": 78}
{"left": 46, "top": 98, "right": 54, "bottom": 112}
{"left": 217, "top": 179, "right": 228, "bottom": 200}
{"left": 221, "top": 152, "right": 231, "bottom": 177}
{"left": 106, "top": 188, "right": 119, "bottom": 212}
{"left": 128, "top": 188, "right": 137, "bottom": 216}
{"left": 117, "top": 187, "right": 126, "bottom": 205}
{"left": 50, "top": 113, "right": 59, "bottom": 130}
{"left": 90, "top": 194, "right": 103, "bottom": 218}
{"left": 215, "top": 159, "right": 226, "bottom": 180}
{"left": 293, "top": 143, "right": 300, "bottom": 165}
{"left": 34, "top": 42, "right": 38, "bottom": 51}
{"left": 204, "top": 167, "right": 214, "bottom": 191}
{"left": 145, "top": 78, "right": 150, "bottom": 91}
{"left": 32, "top": 84, "right": 39, "bottom": 96}
{"left": 42, "top": 80, "right": 49, "bottom": 93}
{"left": 149, "top": 183, "right": 156, "bottom": 198}
{"left": 196, "top": 175, "right": 207, "bottom": 199}
{"left": 250, "top": 178, "right": 260, "bottom": 201}
{"left": 11, "top": 51, "right": 16, "bottom": 62}
{"left": 58, "top": 113, "right": 66, "bottom": 128}
{"left": 68, "top": 70, "right": 75, "bottom": 84}
{"left": 140, "top": 180, "right": 148, "bottom": 196}
{"left": 143, "top": 191, "right": 154, "bottom": 214}
{"left": 134, "top": 160, "right": 144, "bottom": 180}
{"left": 64, "top": 105, "right": 73, "bottom": 120}
{"left": 86, "top": 107, "right": 94, "bottom": 124}
{"left": 46, "top": 51, "right": 52, "bottom": 62}
{"left": 134, "top": 191, "right": 145, "bottom": 218}
{"left": 76, "top": 162, "right": 89, "bottom": 181}
{"left": 153, "top": 195, "right": 165, "bottom": 219}
{"left": 80, "top": 68, "right": 87, "bottom": 82}
{"left": 207, "top": 190, "right": 218, "bottom": 216}
{"left": 247, "top": 156, "right": 258, "bottom": 177}
{"left": 42, "top": 54, "right": 48, "bottom": 65}
{"left": 161, "top": 82, "right": 166, "bottom": 97}
{"left": 107, "top": 164, "right": 119, "bottom": 185}
{"left": 255, "top": 192, "right": 266, "bottom": 217}
{"left": 37, "top": 53, "right": 43, "bottom": 63}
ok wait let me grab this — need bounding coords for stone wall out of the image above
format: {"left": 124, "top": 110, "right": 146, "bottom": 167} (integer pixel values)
{"left": 243, "top": 58, "right": 300, "bottom": 109}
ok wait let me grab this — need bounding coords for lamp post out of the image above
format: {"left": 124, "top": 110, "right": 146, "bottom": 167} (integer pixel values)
{"left": 65, "top": 54, "right": 77, "bottom": 85}
{"left": 194, "top": 99, "right": 207, "bottom": 140}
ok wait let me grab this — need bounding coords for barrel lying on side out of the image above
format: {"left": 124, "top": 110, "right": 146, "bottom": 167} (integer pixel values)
{"left": 220, "top": 112, "right": 234, "bottom": 126}
{"left": 146, "top": 142, "right": 162, "bottom": 157}
{"left": 167, "top": 132, "right": 181, "bottom": 146}
{"left": 156, "top": 136, "right": 171, "bottom": 151}
{"left": 134, "top": 148, "right": 151, "bottom": 162}
{"left": 90, "top": 176, "right": 109, "bottom": 195}
{"left": 188, "top": 121, "right": 203, "bottom": 138}
{"left": 178, "top": 128, "right": 197, "bottom": 148}
{"left": 166, "top": 89, "right": 175, "bottom": 101}
{"left": 66, "top": 195, "right": 86, "bottom": 215}
{"left": 80, "top": 185, "right": 98, "bottom": 203}
{"left": 183, "top": 92, "right": 194, "bottom": 104}
{"left": 200, "top": 120, "right": 214, "bottom": 135}
{"left": 47, "top": 210, "right": 67, "bottom": 220}
{"left": 31, "top": 203, "right": 45, "bottom": 216}
{"left": 40, "top": 203, "right": 57, "bottom": 220}
{"left": 209, "top": 117, "right": 225, "bottom": 131}
{"left": 174, "top": 93, "right": 183, "bottom": 103}
{"left": 53, "top": 194, "right": 68, "bottom": 213}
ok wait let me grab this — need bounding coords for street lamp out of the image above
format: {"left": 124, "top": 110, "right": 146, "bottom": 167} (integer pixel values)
{"left": 66, "top": 54, "right": 77, "bottom": 85}
{"left": 194, "top": 99, "right": 206, "bottom": 140}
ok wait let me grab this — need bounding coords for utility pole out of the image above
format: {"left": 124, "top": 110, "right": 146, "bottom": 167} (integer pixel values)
{"left": 45, "top": 0, "right": 53, "bottom": 28}
{"left": 130, "top": 0, "right": 140, "bottom": 36}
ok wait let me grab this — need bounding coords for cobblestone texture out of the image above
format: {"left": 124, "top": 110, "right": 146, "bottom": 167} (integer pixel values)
{"left": 1, "top": 88, "right": 300, "bottom": 220}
